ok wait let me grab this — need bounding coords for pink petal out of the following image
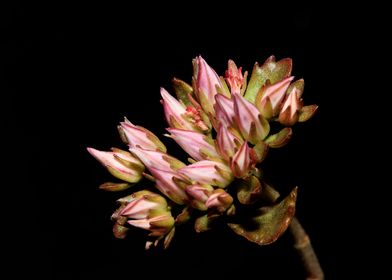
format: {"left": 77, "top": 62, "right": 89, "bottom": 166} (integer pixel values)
{"left": 130, "top": 147, "right": 179, "bottom": 172}
{"left": 167, "top": 128, "right": 219, "bottom": 161}
{"left": 214, "top": 94, "right": 236, "bottom": 127}
{"left": 161, "top": 88, "right": 194, "bottom": 130}
{"left": 233, "top": 93, "right": 269, "bottom": 141}
{"left": 196, "top": 56, "right": 222, "bottom": 102}
{"left": 120, "top": 198, "right": 159, "bottom": 219}
{"left": 261, "top": 76, "right": 294, "bottom": 110}
{"left": 281, "top": 88, "right": 300, "bottom": 118}
{"left": 231, "top": 142, "right": 251, "bottom": 178}
{"left": 205, "top": 190, "right": 233, "bottom": 209}
{"left": 225, "top": 60, "right": 244, "bottom": 95}
{"left": 216, "top": 124, "right": 242, "bottom": 159}
{"left": 185, "top": 184, "right": 210, "bottom": 202}
{"left": 87, "top": 148, "right": 135, "bottom": 176}
{"left": 127, "top": 218, "right": 151, "bottom": 230}
{"left": 148, "top": 167, "right": 188, "bottom": 205}
{"left": 178, "top": 160, "right": 231, "bottom": 187}
{"left": 205, "top": 192, "right": 222, "bottom": 208}
{"left": 120, "top": 121, "right": 166, "bottom": 152}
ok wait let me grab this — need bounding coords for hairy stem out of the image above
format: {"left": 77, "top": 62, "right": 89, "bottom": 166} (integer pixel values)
{"left": 289, "top": 217, "right": 324, "bottom": 280}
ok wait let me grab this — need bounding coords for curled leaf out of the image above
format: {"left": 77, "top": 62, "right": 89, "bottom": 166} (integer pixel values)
{"left": 228, "top": 187, "right": 297, "bottom": 245}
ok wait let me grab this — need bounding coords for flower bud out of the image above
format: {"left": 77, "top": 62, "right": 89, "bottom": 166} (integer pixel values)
{"left": 119, "top": 119, "right": 166, "bottom": 152}
{"left": 148, "top": 167, "right": 189, "bottom": 205}
{"left": 233, "top": 93, "right": 270, "bottom": 144}
{"left": 193, "top": 56, "right": 223, "bottom": 115}
{"left": 230, "top": 142, "right": 252, "bottom": 178}
{"left": 205, "top": 189, "right": 234, "bottom": 212}
{"left": 166, "top": 128, "right": 220, "bottom": 161}
{"left": 178, "top": 160, "right": 233, "bottom": 188}
{"left": 278, "top": 87, "right": 302, "bottom": 126}
{"left": 255, "top": 76, "right": 294, "bottom": 119}
{"left": 87, "top": 147, "right": 144, "bottom": 183}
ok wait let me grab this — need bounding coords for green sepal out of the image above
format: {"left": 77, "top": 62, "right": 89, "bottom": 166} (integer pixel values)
{"left": 172, "top": 78, "right": 194, "bottom": 106}
{"left": 264, "top": 127, "right": 293, "bottom": 148}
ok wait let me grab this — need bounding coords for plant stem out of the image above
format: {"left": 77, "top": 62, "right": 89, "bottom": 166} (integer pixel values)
{"left": 289, "top": 217, "right": 324, "bottom": 280}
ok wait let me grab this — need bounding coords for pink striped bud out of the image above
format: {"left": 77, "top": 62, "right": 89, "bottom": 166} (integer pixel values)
{"left": 87, "top": 147, "right": 144, "bottom": 183}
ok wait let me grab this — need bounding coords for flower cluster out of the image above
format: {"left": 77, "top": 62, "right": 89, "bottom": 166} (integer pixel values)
{"left": 88, "top": 55, "right": 317, "bottom": 249}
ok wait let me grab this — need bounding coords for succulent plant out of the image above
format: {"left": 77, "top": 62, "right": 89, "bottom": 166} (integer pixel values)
{"left": 87, "top": 55, "right": 318, "bottom": 250}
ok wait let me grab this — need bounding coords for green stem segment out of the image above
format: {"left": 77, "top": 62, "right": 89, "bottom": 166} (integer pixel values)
{"left": 289, "top": 217, "right": 324, "bottom": 280}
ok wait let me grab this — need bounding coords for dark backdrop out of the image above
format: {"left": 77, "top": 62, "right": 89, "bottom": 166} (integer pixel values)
{"left": 3, "top": 2, "right": 348, "bottom": 279}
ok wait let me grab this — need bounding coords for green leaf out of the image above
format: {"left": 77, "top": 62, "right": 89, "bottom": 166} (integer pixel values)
{"left": 287, "top": 78, "right": 304, "bottom": 98}
{"left": 113, "top": 223, "right": 129, "bottom": 239}
{"left": 244, "top": 63, "right": 264, "bottom": 103}
{"left": 244, "top": 56, "right": 292, "bottom": 103}
{"left": 240, "top": 71, "right": 248, "bottom": 96}
{"left": 99, "top": 182, "right": 133, "bottom": 192}
{"left": 163, "top": 227, "right": 176, "bottom": 249}
{"left": 172, "top": 78, "right": 194, "bottom": 106}
{"left": 265, "top": 127, "right": 293, "bottom": 148}
{"left": 251, "top": 140, "right": 269, "bottom": 163}
{"left": 195, "top": 213, "right": 220, "bottom": 233}
{"left": 163, "top": 155, "right": 186, "bottom": 170}
{"left": 298, "top": 105, "right": 318, "bottom": 122}
{"left": 237, "top": 176, "right": 263, "bottom": 205}
{"left": 175, "top": 207, "right": 192, "bottom": 225}
{"left": 228, "top": 187, "right": 297, "bottom": 245}
{"left": 218, "top": 76, "right": 231, "bottom": 97}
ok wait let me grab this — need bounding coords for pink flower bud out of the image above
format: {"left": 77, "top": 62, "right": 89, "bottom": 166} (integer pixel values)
{"left": 216, "top": 124, "right": 243, "bottom": 160}
{"left": 205, "top": 189, "right": 233, "bottom": 212}
{"left": 185, "top": 184, "right": 212, "bottom": 203}
{"left": 127, "top": 214, "right": 174, "bottom": 237}
{"left": 185, "top": 184, "right": 214, "bottom": 210}
{"left": 230, "top": 142, "right": 252, "bottom": 178}
{"left": 178, "top": 160, "right": 233, "bottom": 188}
{"left": 166, "top": 128, "right": 220, "bottom": 161}
{"left": 233, "top": 93, "right": 270, "bottom": 144}
{"left": 193, "top": 56, "right": 223, "bottom": 115}
{"left": 119, "top": 190, "right": 168, "bottom": 219}
{"left": 129, "top": 147, "right": 185, "bottom": 172}
{"left": 161, "top": 87, "right": 204, "bottom": 131}
{"left": 278, "top": 87, "right": 302, "bottom": 126}
{"left": 225, "top": 60, "right": 245, "bottom": 95}
{"left": 214, "top": 93, "right": 236, "bottom": 128}
{"left": 255, "top": 76, "right": 294, "bottom": 118}
{"left": 148, "top": 167, "right": 189, "bottom": 205}
{"left": 119, "top": 119, "right": 166, "bottom": 152}
{"left": 87, "top": 147, "right": 144, "bottom": 183}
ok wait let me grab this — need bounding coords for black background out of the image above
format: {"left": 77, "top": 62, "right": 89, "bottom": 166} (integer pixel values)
{"left": 3, "top": 2, "right": 357, "bottom": 279}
